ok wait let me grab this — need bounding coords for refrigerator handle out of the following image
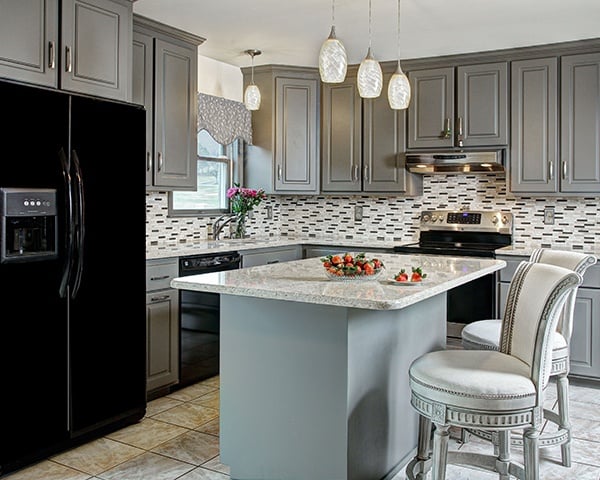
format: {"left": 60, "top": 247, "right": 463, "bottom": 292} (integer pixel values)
{"left": 71, "top": 150, "right": 86, "bottom": 299}
{"left": 59, "top": 148, "right": 75, "bottom": 298}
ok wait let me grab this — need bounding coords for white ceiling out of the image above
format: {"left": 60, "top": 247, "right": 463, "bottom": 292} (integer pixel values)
{"left": 133, "top": 0, "right": 600, "bottom": 68}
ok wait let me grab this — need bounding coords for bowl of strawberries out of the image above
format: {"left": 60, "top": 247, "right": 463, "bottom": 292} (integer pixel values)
{"left": 321, "top": 252, "right": 385, "bottom": 281}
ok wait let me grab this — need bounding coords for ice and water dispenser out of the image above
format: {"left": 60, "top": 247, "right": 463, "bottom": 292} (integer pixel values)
{"left": 0, "top": 187, "right": 58, "bottom": 263}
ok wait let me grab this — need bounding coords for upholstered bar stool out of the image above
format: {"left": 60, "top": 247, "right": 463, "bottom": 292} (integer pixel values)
{"left": 405, "top": 261, "right": 581, "bottom": 480}
{"left": 461, "top": 249, "right": 597, "bottom": 466}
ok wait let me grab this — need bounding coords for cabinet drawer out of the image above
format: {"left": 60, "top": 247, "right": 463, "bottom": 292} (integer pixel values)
{"left": 146, "top": 259, "right": 178, "bottom": 291}
{"left": 242, "top": 246, "right": 301, "bottom": 268}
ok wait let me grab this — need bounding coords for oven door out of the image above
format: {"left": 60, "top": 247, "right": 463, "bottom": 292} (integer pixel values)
{"left": 447, "top": 273, "right": 496, "bottom": 338}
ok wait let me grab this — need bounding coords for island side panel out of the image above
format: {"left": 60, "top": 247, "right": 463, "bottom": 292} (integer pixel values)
{"left": 220, "top": 295, "right": 350, "bottom": 480}
{"left": 346, "top": 294, "right": 447, "bottom": 480}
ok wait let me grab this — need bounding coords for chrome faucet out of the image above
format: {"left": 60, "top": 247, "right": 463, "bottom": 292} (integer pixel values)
{"left": 212, "top": 214, "right": 236, "bottom": 240}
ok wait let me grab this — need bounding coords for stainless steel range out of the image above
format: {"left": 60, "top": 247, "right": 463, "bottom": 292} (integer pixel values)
{"left": 394, "top": 210, "right": 513, "bottom": 337}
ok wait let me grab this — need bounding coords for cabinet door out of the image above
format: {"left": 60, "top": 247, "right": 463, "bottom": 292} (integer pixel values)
{"left": 363, "top": 75, "right": 408, "bottom": 192}
{"left": 61, "top": 0, "right": 131, "bottom": 101}
{"left": 146, "top": 289, "right": 179, "bottom": 392}
{"left": 132, "top": 31, "right": 154, "bottom": 186}
{"left": 275, "top": 76, "right": 319, "bottom": 192}
{"left": 569, "top": 287, "right": 600, "bottom": 378}
{"left": 407, "top": 67, "right": 454, "bottom": 149}
{"left": 457, "top": 62, "right": 508, "bottom": 147}
{"left": 153, "top": 39, "right": 197, "bottom": 190}
{"left": 0, "top": 0, "right": 58, "bottom": 87}
{"left": 321, "top": 79, "right": 362, "bottom": 192}
{"left": 510, "top": 58, "right": 558, "bottom": 193}
{"left": 560, "top": 53, "right": 600, "bottom": 193}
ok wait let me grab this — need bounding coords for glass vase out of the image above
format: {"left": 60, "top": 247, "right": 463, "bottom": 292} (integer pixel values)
{"left": 234, "top": 213, "right": 247, "bottom": 239}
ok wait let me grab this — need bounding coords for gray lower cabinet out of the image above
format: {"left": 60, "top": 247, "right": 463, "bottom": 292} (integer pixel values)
{"left": 497, "top": 254, "right": 600, "bottom": 380}
{"left": 321, "top": 67, "right": 421, "bottom": 194}
{"left": 303, "top": 245, "right": 392, "bottom": 259}
{"left": 511, "top": 53, "right": 600, "bottom": 194}
{"left": 241, "top": 245, "right": 302, "bottom": 268}
{"left": 0, "top": 0, "right": 132, "bottom": 101}
{"left": 146, "top": 258, "right": 179, "bottom": 395}
{"left": 407, "top": 62, "right": 508, "bottom": 149}
{"left": 244, "top": 66, "right": 320, "bottom": 194}
{"left": 133, "top": 15, "right": 204, "bottom": 190}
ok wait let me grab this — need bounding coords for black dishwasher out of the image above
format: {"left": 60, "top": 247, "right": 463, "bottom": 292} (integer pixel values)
{"left": 178, "top": 251, "right": 241, "bottom": 387}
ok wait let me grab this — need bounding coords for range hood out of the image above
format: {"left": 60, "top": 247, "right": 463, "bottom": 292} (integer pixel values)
{"left": 405, "top": 150, "right": 505, "bottom": 174}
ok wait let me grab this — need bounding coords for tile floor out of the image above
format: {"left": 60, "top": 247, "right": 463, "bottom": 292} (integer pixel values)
{"left": 4, "top": 374, "right": 600, "bottom": 480}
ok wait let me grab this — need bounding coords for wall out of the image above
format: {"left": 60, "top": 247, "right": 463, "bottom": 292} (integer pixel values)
{"left": 146, "top": 173, "right": 600, "bottom": 251}
{"left": 197, "top": 55, "right": 243, "bottom": 102}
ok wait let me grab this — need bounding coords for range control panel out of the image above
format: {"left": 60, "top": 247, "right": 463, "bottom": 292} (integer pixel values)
{"left": 420, "top": 210, "right": 513, "bottom": 233}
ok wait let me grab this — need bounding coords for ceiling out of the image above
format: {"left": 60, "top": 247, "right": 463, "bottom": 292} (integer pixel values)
{"left": 133, "top": 0, "right": 600, "bottom": 68}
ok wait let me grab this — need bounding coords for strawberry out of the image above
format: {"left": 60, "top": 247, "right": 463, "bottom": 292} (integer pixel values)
{"left": 410, "top": 266, "right": 427, "bottom": 282}
{"left": 395, "top": 269, "right": 409, "bottom": 281}
{"left": 331, "top": 255, "right": 343, "bottom": 265}
{"left": 344, "top": 254, "right": 353, "bottom": 264}
{"left": 363, "top": 262, "right": 375, "bottom": 275}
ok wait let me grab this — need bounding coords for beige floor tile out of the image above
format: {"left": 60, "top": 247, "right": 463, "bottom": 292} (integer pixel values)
{"left": 146, "top": 396, "right": 184, "bottom": 417}
{"left": 201, "top": 455, "right": 230, "bottom": 475}
{"left": 2, "top": 460, "right": 92, "bottom": 480}
{"left": 105, "top": 417, "right": 190, "bottom": 450}
{"left": 179, "top": 466, "right": 230, "bottom": 479}
{"left": 201, "top": 376, "right": 220, "bottom": 388}
{"left": 196, "top": 417, "right": 220, "bottom": 437}
{"left": 192, "top": 390, "right": 220, "bottom": 410}
{"left": 151, "top": 430, "right": 219, "bottom": 465}
{"left": 50, "top": 437, "right": 144, "bottom": 476}
{"left": 96, "top": 451, "right": 195, "bottom": 480}
{"left": 153, "top": 403, "right": 219, "bottom": 429}
{"left": 167, "top": 383, "right": 217, "bottom": 402}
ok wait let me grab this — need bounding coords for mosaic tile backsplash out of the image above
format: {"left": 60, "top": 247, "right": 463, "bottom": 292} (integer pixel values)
{"left": 146, "top": 174, "right": 599, "bottom": 251}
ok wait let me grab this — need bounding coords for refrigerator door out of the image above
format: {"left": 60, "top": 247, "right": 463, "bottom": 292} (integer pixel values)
{"left": 0, "top": 81, "right": 70, "bottom": 470}
{"left": 68, "top": 95, "right": 147, "bottom": 435}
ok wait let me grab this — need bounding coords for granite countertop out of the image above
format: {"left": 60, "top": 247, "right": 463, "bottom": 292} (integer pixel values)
{"left": 170, "top": 253, "right": 506, "bottom": 311}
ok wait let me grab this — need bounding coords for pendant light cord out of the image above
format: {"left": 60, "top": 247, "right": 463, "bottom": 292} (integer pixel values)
{"left": 368, "top": 0, "right": 372, "bottom": 49}
{"left": 397, "top": 0, "right": 401, "bottom": 65}
{"left": 251, "top": 52, "right": 255, "bottom": 84}
{"left": 331, "top": 0, "right": 335, "bottom": 26}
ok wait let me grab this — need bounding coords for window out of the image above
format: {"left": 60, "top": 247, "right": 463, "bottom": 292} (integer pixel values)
{"left": 169, "top": 130, "right": 239, "bottom": 216}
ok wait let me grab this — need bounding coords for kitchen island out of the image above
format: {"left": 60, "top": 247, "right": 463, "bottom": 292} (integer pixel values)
{"left": 171, "top": 253, "right": 506, "bottom": 480}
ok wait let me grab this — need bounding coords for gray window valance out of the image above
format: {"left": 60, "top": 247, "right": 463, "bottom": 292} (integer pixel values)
{"left": 197, "top": 93, "right": 253, "bottom": 145}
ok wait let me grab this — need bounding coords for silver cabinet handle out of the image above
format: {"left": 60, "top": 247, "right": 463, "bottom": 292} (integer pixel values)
{"left": 65, "top": 46, "right": 72, "bottom": 73}
{"left": 146, "top": 152, "right": 151, "bottom": 172}
{"left": 266, "top": 260, "right": 280, "bottom": 264}
{"left": 548, "top": 160, "right": 554, "bottom": 180}
{"left": 158, "top": 152, "right": 163, "bottom": 172}
{"left": 363, "top": 165, "right": 369, "bottom": 182}
{"left": 150, "top": 295, "right": 170, "bottom": 302}
{"left": 277, "top": 164, "right": 282, "bottom": 181}
{"left": 48, "top": 41, "right": 55, "bottom": 69}
{"left": 352, "top": 164, "right": 359, "bottom": 183}
{"left": 442, "top": 118, "right": 452, "bottom": 139}
{"left": 150, "top": 275, "right": 170, "bottom": 281}
{"left": 562, "top": 160, "right": 567, "bottom": 179}
{"left": 456, "top": 117, "right": 464, "bottom": 147}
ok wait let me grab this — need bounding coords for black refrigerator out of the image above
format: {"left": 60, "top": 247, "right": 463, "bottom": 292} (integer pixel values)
{"left": 0, "top": 79, "right": 146, "bottom": 475}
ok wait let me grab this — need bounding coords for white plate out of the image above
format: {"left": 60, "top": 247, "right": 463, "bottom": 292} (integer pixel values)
{"left": 387, "top": 278, "right": 427, "bottom": 286}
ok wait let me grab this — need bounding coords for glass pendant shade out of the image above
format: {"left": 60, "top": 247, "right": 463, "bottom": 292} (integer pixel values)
{"left": 244, "top": 84, "right": 261, "bottom": 111}
{"left": 357, "top": 48, "right": 383, "bottom": 98}
{"left": 388, "top": 63, "right": 411, "bottom": 109}
{"left": 319, "top": 26, "right": 347, "bottom": 83}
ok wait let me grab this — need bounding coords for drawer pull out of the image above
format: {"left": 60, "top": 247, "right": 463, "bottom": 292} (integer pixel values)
{"left": 150, "top": 295, "right": 170, "bottom": 302}
{"left": 266, "top": 260, "right": 280, "bottom": 264}
{"left": 150, "top": 275, "right": 170, "bottom": 281}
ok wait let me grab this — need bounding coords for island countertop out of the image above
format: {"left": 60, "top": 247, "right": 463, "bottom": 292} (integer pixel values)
{"left": 171, "top": 253, "right": 506, "bottom": 310}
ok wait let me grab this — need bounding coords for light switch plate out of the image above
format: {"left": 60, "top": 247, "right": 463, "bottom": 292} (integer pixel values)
{"left": 544, "top": 206, "right": 555, "bottom": 225}
{"left": 354, "top": 206, "right": 363, "bottom": 221}
{"left": 266, "top": 206, "right": 273, "bottom": 220}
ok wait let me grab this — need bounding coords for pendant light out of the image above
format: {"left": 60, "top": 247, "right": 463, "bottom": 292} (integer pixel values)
{"left": 318, "top": 0, "right": 347, "bottom": 83}
{"left": 357, "top": 0, "right": 383, "bottom": 98}
{"left": 388, "top": 0, "right": 411, "bottom": 109}
{"left": 244, "top": 49, "right": 261, "bottom": 111}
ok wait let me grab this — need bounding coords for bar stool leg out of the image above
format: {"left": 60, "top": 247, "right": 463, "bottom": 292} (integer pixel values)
{"left": 556, "top": 373, "right": 572, "bottom": 467}
{"left": 523, "top": 427, "right": 540, "bottom": 480}
{"left": 497, "top": 430, "right": 511, "bottom": 480}
{"left": 432, "top": 424, "right": 450, "bottom": 480}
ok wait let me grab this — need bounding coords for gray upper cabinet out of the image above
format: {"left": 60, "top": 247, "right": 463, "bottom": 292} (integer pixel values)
{"left": 245, "top": 66, "right": 320, "bottom": 194}
{"left": 560, "top": 52, "right": 600, "bottom": 193}
{"left": 0, "top": 0, "right": 132, "bottom": 101}
{"left": 407, "top": 62, "right": 508, "bottom": 149}
{"left": 321, "top": 69, "right": 422, "bottom": 194}
{"left": 133, "top": 15, "right": 204, "bottom": 191}
{"left": 510, "top": 52, "right": 600, "bottom": 194}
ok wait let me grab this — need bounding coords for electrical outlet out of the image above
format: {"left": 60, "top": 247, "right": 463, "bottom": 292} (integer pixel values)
{"left": 266, "top": 206, "right": 273, "bottom": 220}
{"left": 354, "top": 206, "right": 363, "bottom": 221}
{"left": 543, "top": 206, "right": 555, "bottom": 225}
